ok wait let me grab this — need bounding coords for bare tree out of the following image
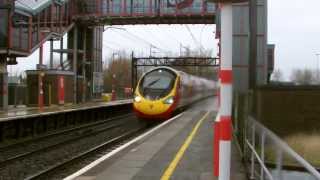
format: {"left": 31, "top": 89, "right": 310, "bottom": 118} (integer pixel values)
{"left": 290, "top": 69, "right": 315, "bottom": 85}
{"left": 103, "top": 52, "right": 132, "bottom": 96}
{"left": 271, "top": 69, "right": 284, "bottom": 82}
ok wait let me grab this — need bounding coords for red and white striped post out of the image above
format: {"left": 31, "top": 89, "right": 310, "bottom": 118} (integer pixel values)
{"left": 213, "top": 2, "right": 233, "bottom": 180}
{"left": 213, "top": 19, "right": 221, "bottom": 177}
{"left": 219, "top": 3, "right": 233, "bottom": 180}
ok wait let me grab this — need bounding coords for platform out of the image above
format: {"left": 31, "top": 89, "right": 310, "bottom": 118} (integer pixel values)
{"left": 67, "top": 97, "right": 247, "bottom": 180}
{"left": 0, "top": 99, "right": 132, "bottom": 122}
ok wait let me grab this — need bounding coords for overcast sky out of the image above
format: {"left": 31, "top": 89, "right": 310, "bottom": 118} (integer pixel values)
{"left": 268, "top": 0, "right": 320, "bottom": 79}
{"left": 10, "top": 0, "right": 320, "bottom": 80}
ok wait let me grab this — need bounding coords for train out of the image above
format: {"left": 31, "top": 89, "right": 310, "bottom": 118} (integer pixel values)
{"left": 133, "top": 67, "right": 217, "bottom": 119}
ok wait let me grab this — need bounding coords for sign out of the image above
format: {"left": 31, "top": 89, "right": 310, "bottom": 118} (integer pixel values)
{"left": 207, "top": 0, "right": 248, "bottom": 2}
{"left": 93, "top": 72, "right": 104, "bottom": 93}
{"left": 167, "top": 0, "right": 194, "bottom": 9}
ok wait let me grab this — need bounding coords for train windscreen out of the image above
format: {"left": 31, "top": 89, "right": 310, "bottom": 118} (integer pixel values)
{"left": 139, "top": 69, "right": 176, "bottom": 100}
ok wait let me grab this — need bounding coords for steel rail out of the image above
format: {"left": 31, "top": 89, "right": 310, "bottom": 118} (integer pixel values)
{"left": 0, "top": 114, "right": 134, "bottom": 166}
{"left": 0, "top": 113, "right": 133, "bottom": 150}
{"left": 25, "top": 127, "right": 145, "bottom": 180}
{"left": 0, "top": 123, "right": 123, "bottom": 166}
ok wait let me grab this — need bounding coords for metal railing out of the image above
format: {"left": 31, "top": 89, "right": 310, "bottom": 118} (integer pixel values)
{"left": 245, "top": 116, "right": 320, "bottom": 180}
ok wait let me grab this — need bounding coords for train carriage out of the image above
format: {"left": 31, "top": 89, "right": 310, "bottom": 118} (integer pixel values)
{"left": 133, "top": 67, "right": 217, "bottom": 119}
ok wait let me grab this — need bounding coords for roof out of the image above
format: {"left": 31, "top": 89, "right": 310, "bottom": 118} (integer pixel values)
{"left": 15, "top": 0, "right": 68, "bottom": 15}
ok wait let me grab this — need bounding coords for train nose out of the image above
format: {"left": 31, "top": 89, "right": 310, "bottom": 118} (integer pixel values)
{"left": 149, "top": 104, "right": 154, "bottom": 109}
{"left": 134, "top": 99, "right": 172, "bottom": 116}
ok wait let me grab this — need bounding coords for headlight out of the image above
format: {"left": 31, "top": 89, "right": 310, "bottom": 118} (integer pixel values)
{"left": 163, "top": 96, "right": 174, "bottom": 104}
{"left": 134, "top": 96, "right": 142, "bottom": 103}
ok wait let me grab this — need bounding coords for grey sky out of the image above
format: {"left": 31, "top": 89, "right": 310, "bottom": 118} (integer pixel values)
{"left": 10, "top": 0, "right": 320, "bottom": 80}
{"left": 11, "top": 25, "right": 217, "bottom": 76}
{"left": 268, "top": 0, "right": 320, "bottom": 79}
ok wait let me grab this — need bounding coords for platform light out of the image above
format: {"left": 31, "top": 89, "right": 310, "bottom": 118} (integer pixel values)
{"left": 163, "top": 96, "right": 174, "bottom": 104}
{"left": 134, "top": 96, "right": 142, "bottom": 103}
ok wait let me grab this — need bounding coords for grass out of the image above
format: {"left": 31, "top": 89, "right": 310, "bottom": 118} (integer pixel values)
{"left": 261, "top": 133, "right": 320, "bottom": 168}
{"left": 284, "top": 133, "right": 320, "bottom": 167}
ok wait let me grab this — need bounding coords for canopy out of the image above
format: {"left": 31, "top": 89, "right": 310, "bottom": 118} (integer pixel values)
{"left": 15, "top": 0, "right": 68, "bottom": 15}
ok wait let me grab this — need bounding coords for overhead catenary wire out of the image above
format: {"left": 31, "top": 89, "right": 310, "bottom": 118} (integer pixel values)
{"left": 145, "top": 28, "right": 172, "bottom": 49}
{"left": 185, "top": 25, "right": 204, "bottom": 50}
{"left": 104, "top": 29, "right": 164, "bottom": 57}
{"left": 161, "top": 26, "right": 202, "bottom": 56}
{"left": 103, "top": 43, "right": 117, "bottom": 51}
{"left": 162, "top": 27, "right": 185, "bottom": 46}
{"left": 108, "top": 28, "right": 155, "bottom": 49}
{"left": 103, "top": 25, "right": 215, "bottom": 57}
{"left": 114, "top": 28, "right": 171, "bottom": 54}
{"left": 199, "top": 25, "right": 207, "bottom": 53}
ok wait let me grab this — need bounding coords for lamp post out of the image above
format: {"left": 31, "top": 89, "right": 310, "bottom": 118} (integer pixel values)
{"left": 316, "top": 53, "right": 320, "bottom": 83}
{"left": 38, "top": 29, "right": 50, "bottom": 111}
{"left": 112, "top": 73, "right": 116, "bottom": 101}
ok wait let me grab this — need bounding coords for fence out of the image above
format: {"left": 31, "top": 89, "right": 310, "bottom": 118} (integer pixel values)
{"left": 233, "top": 93, "right": 320, "bottom": 180}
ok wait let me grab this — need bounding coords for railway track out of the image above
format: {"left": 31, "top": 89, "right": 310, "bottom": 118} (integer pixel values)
{"left": 0, "top": 113, "right": 133, "bottom": 163}
{"left": 26, "top": 127, "right": 147, "bottom": 180}
{"left": 0, "top": 113, "right": 150, "bottom": 180}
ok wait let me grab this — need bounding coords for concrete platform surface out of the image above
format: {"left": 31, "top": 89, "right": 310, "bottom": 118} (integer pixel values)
{"left": 0, "top": 99, "right": 132, "bottom": 122}
{"left": 70, "top": 97, "right": 248, "bottom": 180}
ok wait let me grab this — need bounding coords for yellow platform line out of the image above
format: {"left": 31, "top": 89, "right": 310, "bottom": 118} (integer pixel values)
{"left": 161, "top": 111, "right": 210, "bottom": 180}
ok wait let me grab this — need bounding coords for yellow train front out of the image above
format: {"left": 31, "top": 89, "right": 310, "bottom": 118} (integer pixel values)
{"left": 133, "top": 67, "right": 180, "bottom": 119}
{"left": 133, "top": 67, "right": 217, "bottom": 120}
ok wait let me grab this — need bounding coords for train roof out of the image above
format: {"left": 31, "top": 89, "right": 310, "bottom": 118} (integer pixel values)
{"left": 144, "top": 66, "right": 215, "bottom": 82}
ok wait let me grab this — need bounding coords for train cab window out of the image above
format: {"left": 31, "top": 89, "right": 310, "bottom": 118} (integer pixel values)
{"left": 139, "top": 69, "right": 177, "bottom": 100}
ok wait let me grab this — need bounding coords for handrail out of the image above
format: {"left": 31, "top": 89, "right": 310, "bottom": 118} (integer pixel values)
{"left": 246, "top": 116, "right": 320, "bottom": 180}
{"left": 246, "top": 138, "right": 274, "bottom": 180}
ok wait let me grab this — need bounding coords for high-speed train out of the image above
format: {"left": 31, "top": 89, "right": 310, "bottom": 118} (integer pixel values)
{"left": 133, "top": 67, "right": 217, "bottom": 119}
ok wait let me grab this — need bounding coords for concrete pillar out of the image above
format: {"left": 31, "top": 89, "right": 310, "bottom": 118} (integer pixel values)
{"left": 86, "top": 26, "right": 103, "bottom": 100}
{"left": 0, "top": 59, "right": 8, "bottom": 110}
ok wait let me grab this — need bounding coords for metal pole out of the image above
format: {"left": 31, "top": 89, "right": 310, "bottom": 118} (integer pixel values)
{"left": 316, "top": 54, "right": 320, "bottom": 83}
{"left": 39, "top": 33, "right": 44, "bottom": 66}
{"left": 73, "top": 27, "right": 78, "bottom": 104}
{"left": 50, "top": 39, "right": 54, "bottom": 69}
{"left": 0, "top": 59, "right": 8, "bottom": 110}
{"left": 276, "top": 149, "right": 283, "bottom": 180}
{"left": 131, "top": 52, "right": 134, "bottom": 91}
{"left": 60, "top": 37, "right": 64, "bottom": 70}
{"left": 260, "top": 132, "right": 265, "bottom": 180}
{"left": 218, "top": 3, "right": 233, "bottom": 180}
{"left": 112, "top": 74, "right": 116, "bottom": 100}
{"left": 83, "top": 29, "right": 87, "bottom": 102}
{"left": 249, "top": 0, "right": 257, "bottom": 89}
{"left": 38, "top": 71, "right": 44, "bottom": 111}
{"left": 250, "top": 125, "right": 256, "bottom": 179}
{"left": 38, "top": 32, "right": 44, "bottom": 110}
